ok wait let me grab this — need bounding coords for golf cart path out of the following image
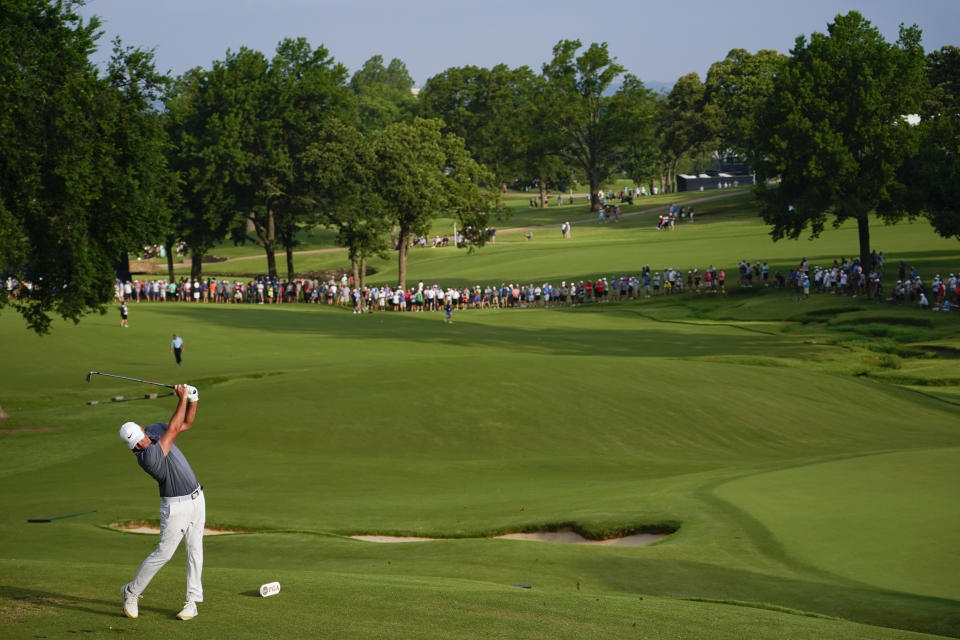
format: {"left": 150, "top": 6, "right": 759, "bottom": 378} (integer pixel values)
{"left": 171, "top": 191, "right": 743, "bottom": 267}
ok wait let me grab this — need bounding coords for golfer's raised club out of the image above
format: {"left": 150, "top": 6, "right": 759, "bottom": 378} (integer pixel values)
{"left": 85, "top": 371, "right": 175, "bottom": 389}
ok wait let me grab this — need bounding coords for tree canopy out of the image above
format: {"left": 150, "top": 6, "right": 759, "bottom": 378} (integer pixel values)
{"left": 541, "top": 40, "right": 626, "bottom": 210}
{"left": 751, "top": 11, "right": 927, "bottom": 270}
{"left": 0, "top": 0, "right": 170, "bottom": 332}
{"left": 897, "top": 46, "right": 960, "bottom": 240}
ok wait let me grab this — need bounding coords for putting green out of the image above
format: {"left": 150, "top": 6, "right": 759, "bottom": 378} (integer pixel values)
{"left": 715, "top": 448, "right": 960, "bottom": 600}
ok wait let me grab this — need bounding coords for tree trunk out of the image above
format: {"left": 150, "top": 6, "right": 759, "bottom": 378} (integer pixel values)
{"left": 165, "top": 240, "right": 175, "bottom": 282}
{"left": 589, "top": 176, "right": 600, "bottom": 211}
{"left": 351, "top": 253, "right": 360, "bottom": 292}
{"left": 539, "top": 181, "right": 548, "bottom": 208}
{"left": 397, "top": 230, "right": 410, "bottom": 290}
{"left": 857, "top": 215, "right": 872, "bottom": 272}
{"left": 264, "top": 209, "right": 277, "bottom": 278}
{"left": 360, "top": 257, "right": 367, "bottom": 290}
{"left": 116, "top": 251, "right": 132, "bottom": 283}
{"left": 190, "top": 253, "right": 203, "bottom": 280}
{"left": 286, "top": 247, "right": 295, "bottom": 282}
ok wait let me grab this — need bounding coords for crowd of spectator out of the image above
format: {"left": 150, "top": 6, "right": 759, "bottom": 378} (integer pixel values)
{"left": 94, "top": 251, "right": 959, "bottom": 316}
{"left": 5, "top": 252, "right": 956, "bottom": 316}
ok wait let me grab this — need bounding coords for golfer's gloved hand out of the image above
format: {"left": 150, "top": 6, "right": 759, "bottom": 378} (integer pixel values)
{"left": 184, "top": 384, "right": 199, "bottom": 403}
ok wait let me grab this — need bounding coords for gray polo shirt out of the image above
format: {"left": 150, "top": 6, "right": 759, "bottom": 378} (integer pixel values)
{"left": 135, "top": 422, "right": 200, "bottom": 498}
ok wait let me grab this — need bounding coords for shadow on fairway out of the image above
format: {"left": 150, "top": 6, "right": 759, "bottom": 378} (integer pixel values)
{"left": 146, "top": 304, "right": 826, "bottom": 362}
{"left": 577, "top": 558, "right": 960, "bottom": 638}
{"left": 0, "top": 584, "right": 164, "bottom": 619}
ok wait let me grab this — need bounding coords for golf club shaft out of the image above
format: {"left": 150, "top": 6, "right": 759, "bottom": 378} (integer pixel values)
{"left": 86, "top": 371, "right": 175, "bottom": 389}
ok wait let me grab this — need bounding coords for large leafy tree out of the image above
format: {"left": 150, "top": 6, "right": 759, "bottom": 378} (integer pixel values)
{"left": 897, "top": 46, "right": 960, "bottom": 240}
{"left": 164, "top": 64, "right": 248, "bottom": 280}
{"left": 302, "top": 119, "right": 390, "bottom": 289}
{"left": 656, "top": 73, "right": 719, "bottom": 191}
{"left": 705, "top": 49, "right": 787, "bottom": 157}
{"left": 219, "top": 47, "right": 284, "bottom": 278}
{"left": 420, "top": 64, "right": 536, "bottom": 205}
{"left": 541, "top": 40, "right": 625, "bottom": 210}
{"left": 370, "top": 118, "right": 492, "bottom": 289}
{"left": 100, "top": 40, "right": 173, "bottom": 282}
{"left": 752, "top": 11, "right": 926, "bottom": 270}
{"left": 0, "top": 0, "right": 169, "bottom": 332}
{"left": 267, "top": 38, "right": 353, "bottom": 279}
{"left": 613, "top": 74, "right": 660, "bottom": 188}
{"left": 350, "top": 55, "right": 417, "bottom": 134}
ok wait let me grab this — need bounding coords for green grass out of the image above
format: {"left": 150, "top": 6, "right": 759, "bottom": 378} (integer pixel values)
{"left": 2, "top": 197, "right": 959, "bottom": 639}
{"left": 717, "top": 449, "right": 960, "bottom": 600}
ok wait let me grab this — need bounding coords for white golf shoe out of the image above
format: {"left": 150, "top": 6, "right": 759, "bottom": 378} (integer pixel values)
{"left": 176, "top": 601, "right": 198, "bottom": 620}
{"left": 121, "top": 585, "right": 139, "bottom": 618}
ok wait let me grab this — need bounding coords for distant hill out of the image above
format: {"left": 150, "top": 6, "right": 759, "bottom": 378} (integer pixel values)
{"left": 603, "top": 79, "right": 673, "bottom": 96}
{"left": 644, "top": 80, "right": 674, "bottom": 94}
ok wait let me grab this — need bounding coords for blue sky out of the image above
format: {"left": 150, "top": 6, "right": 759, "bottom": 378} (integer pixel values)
{"left": 76, "top": 0, "right": 958, "bottom": 87}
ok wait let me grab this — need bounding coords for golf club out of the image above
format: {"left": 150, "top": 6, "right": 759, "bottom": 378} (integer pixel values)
{"left": 85, "top": 371, "right": 175, "bottom": 389}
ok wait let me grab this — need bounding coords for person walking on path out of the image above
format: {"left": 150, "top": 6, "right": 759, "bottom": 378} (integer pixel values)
{"left": 170, "top": 334, "right": 184, "bottom": 366}
{"left": 118, "top": 383, "right": 205, "bottom": 621}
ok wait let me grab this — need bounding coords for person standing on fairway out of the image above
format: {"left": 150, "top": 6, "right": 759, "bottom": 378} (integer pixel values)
{"left": 119, "top": 302, "right": 129, "bottom": 328}
{"left": 118, "top": 383, "right": 204, "bottom": 621}
{"left": 170, "top": 334, "right": 184, "bottom": 366}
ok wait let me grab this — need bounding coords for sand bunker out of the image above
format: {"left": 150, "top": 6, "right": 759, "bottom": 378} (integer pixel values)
{"left": 112, "top": 523, "right": 670, "bottom": 545}
{"left": 111, "top": 522, "right": 244, "bottom": 536}
{"left": 351, "top": 528, "right": 669, "bottom": 546}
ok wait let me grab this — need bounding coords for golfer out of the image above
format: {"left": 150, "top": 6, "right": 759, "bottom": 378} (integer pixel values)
{"left": 119, "top": 383, "right": 204, "bottom": 621}
{"left": 170, "top": 334, "right": 184, "bottom": 366}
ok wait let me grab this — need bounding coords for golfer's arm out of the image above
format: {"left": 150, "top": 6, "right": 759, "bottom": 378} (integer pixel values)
{"left": 158, "top": 393, "right": 189, "bottom": 454}
{"left": 181, "top": 400, "right": 198, "bottom": 432}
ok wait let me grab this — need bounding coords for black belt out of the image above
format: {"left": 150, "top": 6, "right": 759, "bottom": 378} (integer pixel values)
{"left": 164, "top": 485, "right": 202, "bottom": 503}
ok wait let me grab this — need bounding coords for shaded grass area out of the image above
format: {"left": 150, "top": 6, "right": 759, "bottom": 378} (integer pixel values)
{"left": 716, "top": 450, "right": 960, "bottom": 601}
{"left": 2, "top": 558, "right": 947, "bottom": 640}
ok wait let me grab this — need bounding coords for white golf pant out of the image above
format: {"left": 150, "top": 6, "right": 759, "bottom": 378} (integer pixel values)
{"left": 127, "top": 488, "right": 205, "bottom": 603}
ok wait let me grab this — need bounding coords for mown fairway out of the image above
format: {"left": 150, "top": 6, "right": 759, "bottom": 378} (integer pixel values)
{"left": 2, "top": 192, "right": 959, "bottom": 639}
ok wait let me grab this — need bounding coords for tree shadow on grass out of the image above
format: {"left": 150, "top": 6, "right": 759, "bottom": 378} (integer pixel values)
{"left": 148, "top": 303, "right": 828, "bottom": 362}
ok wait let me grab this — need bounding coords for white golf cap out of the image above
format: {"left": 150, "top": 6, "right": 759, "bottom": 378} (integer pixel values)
{"left": 119, "top": 422, "right": 145, "bottom": 449}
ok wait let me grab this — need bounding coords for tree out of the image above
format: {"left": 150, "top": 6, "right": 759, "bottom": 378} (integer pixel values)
{"left": 420, "top": 64, "right": 536, "bottom": 206}
{"left": 751, "top": 12, "right": 926, "bottom": 271}
{"left": 0, "top": 0, "right": 169, "bottom": 332}
{"left": 219, "top": 47, "right": 283, "bottom": 278}
{"left": 100, "top": 39, "right": 173, "bottom": 282}
{"left": 897, "top": 46, "right": 960, "bottom": 240}
{"left": 705, "top": 49, "right": 787, "bottom": 157}
{"left": 301, "top": 119, "right": 390, "bottom": 290}
{"left": 656, "top": 73, "right": 720, "bottom": 192}
{"left": 370, "top": 118, "right": 492, "bottom": 289}
{"left": 541, "top": 40, "right": 625, "bottom": 210}
{"left": 350, "top": 55, "right": 417, "bottom": 134}
{"left": 164, "top": 66, "right": 247, "bottom": 281}
{"left": 612, "top": 74, "right": 660, "bottom": 188}
{"left": 268, "top": 38, "right": 353, "bottom": 280}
